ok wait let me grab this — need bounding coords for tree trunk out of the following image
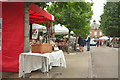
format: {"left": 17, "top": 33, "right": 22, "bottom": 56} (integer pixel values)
{"left": 24, "top": 3, "right": 30, "bottom": 52}
{"left": 67, "top": 30, "right": 71, "bottom": 54}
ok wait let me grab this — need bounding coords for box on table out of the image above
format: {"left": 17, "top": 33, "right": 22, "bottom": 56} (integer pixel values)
{"left": 31, "top": 44, "right": 52, "bottom": 53}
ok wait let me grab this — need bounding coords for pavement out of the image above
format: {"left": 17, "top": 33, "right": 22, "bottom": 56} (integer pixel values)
{"left": 91, "top": 46, "right": 118, "bottom": 78}
{"left": 1, "top": 46, "right": 90, "bottom": 78}
{"left": 30, "top": 51, "right": 89, "bottom": 78}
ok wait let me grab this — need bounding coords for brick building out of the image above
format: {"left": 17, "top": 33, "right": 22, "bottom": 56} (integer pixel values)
{"left": 90, "top": 20, "right": 103, "bottom": 38}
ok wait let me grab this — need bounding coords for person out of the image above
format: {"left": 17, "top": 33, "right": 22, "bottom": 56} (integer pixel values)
{"left": 84, "top": 39, "right": 86, "bottom": 46}
{"left": 78, "top": 35, "right": 83, "bottom": 52}
{"left": 101, "top": 39, "right": 103, "bottom": 46}
{"left": 86, "top": 34, "right": 91, "bottom": 51}
{"left": 81, "top": 37, "right": 85, "bottom": 52}
{"left": 73, "top": 40, "right": 77, "bottom": 51}
{"left": 100, "top": 40, "right": 102, "bottom": 46}
{"left": 107, "top": 39, "right": 110, "bottom": 47}
{"left": 97, "top": 40, "right": 99, "bottom": 47}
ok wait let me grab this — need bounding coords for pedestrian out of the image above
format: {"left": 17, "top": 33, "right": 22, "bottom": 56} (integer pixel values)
{"left": 100, "top": 40, "right": 102, "bottom": 46}
{"left": 84, "top": 39, "right": 86, "bottom": 46}
{"left": 97, "top": 40, "right": 99, "bottom": 47}
{"left": 73, "top": 40, "right": 77, "bottom": 51}
{"left": 86, "top": 34, "right": 91, "bottom": 51}
{"left": 81, "top": 37, "right": 85, "bottom": 52}
{"left": 98, "top": 40, "right": 100, "bottom": 46}
{"left": 78, "top": 35, "right": 82, "bottom": 52}
{"left": 101, "top": 39, "right": 104, "bottom": 46}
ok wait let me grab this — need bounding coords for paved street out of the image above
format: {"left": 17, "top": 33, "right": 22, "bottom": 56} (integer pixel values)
{"left": 2, "top": 50, "right": 89, "bottom": 78}
{"left": 30, "top": 51, "right": 89, "bottom": 78}
{"left": 1, "top": 46, "right": 118, "bottom": 78}
{"left": 90, "top": 46, "right": 118, "bottom": 78}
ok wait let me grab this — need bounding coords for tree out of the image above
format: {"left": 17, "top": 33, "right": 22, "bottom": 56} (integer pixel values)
{"left": 73, "top": 24, "right": 91, "bottom": 39}
{"left": 47, "top": 2, "right": 93, "bottom": 53}
{"left": 24, "top": 2, "right": 48, "bottom": 52}
{"left": 100, "top": 2, "right": 120, "bottom": 37}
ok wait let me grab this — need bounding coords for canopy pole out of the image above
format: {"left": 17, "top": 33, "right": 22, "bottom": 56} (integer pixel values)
{"left": 29, "top": 23, "right": 32, "bottom": 40}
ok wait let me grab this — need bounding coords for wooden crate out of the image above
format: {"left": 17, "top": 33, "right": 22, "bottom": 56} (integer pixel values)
{"left": 31, "top": 44, "right": 52, "bottom": 53}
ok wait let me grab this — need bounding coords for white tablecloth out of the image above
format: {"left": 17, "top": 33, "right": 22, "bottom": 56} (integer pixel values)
{"left": 19, "top": 50, "right": 66, "bottom": 77}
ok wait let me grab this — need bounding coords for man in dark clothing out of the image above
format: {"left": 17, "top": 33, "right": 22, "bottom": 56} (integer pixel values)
{"left": 81, "top": 37, "right": 85, "bottom": 52}
{"left": 84, "top": 39, "right": 86, "bottom": 46}
{"left": 78, "top": 35, "right": 83, "bottom": 52}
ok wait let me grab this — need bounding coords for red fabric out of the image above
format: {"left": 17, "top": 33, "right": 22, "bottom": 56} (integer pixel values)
{"left": 0, "top": 2, "right": 2, "bottom": 18}
{"left": 29, "top": 3, "right": 54, "bottom": 23}
{"left": 0, "top": 2, "right": 24, "bottom": 72}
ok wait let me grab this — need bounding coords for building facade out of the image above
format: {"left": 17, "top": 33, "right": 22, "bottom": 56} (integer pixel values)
{"left": 90, "top": 20, "right": 103, "bottom": 38}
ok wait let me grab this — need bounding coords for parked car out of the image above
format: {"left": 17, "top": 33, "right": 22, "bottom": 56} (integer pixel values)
{"left": 90, "top": 40, "right": 96, "bottom": 46}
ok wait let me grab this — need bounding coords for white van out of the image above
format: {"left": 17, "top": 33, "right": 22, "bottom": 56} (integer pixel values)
{"left": 90, "top": 39, "right": 96, "bottom": 46}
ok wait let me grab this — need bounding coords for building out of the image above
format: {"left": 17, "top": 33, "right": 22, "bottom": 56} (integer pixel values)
{"left": 90, "top": 20, "right": 103, "bottom": 38}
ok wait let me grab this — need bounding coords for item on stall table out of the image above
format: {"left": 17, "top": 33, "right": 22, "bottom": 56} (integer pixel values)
{"left": 54, "top": 46, "right": 59, "bottom": 51}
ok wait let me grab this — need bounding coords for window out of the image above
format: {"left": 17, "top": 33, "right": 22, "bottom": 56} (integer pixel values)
{"left": 99, "top": 31, "right": 102, "bottom": 36}
{"left": 94, "top": 31, "right": 97, "bottom": 36}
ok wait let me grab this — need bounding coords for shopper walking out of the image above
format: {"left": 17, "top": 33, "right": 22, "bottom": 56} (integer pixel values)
{"left": 78, "top": 35, "right": 82, "bottom": 52}
{"left": 86, "top": 34, "right": 91, "bottom": 51}
{"left": 81, "top": 37, "right": 85, "bottom": 52}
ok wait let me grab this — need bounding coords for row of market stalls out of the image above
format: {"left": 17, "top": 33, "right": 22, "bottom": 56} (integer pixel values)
{"left": 32, "top": 23, "right": 75, "bottom": 39}
{"left": 0, "top": 2, "right": 56, "bottom": 72}
{"left": 0, "top": 2, "right": 70, "bottom": 77}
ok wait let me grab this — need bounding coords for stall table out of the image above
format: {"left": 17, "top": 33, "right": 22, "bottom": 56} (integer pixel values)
{"left": 19, "top": 50, "right": 66, "bottom": 78}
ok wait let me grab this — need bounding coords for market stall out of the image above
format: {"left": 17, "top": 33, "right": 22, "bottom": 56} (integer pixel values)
{"left": 32, "top": 23, "right": 46, "bottom": 30}
{"left": 99, "top": 36, "right": 109, "bottom": 40}
{"left": 19, "top": 50, "right": 66, "bottom": 77}
{"left": 0, "top": 2, "right": 56, "bottom": 72}
{"left": 29, "top": 3, "right": 54, "bottom": 43}
{"left": 22, "top": 3, "right": 66, "bottom": 77}
{"left": 54, "top": 24, "right": 74, "bottom": 35}
{"left": 1, "top": 3, "right": 66, "bottom": 77}
{"left": 31, "top": 23, "right": 46, "bottom": 41}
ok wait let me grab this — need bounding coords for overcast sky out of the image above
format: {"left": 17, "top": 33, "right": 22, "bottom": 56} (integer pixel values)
{"left": 85, "top": 0, "right": 107, "bottom": 25}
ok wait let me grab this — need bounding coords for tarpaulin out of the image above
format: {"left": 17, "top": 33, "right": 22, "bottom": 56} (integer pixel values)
{"left": 0, "top": 2, "right": 24, "bottom": 72}
{"left": 29, "top": 3, "right": 54, "bottom": 23}
{"left": 0, "top": 2, "right": 2, "bottom": 18}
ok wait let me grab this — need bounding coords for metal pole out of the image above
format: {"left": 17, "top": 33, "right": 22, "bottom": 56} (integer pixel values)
{"left": 29, "top": 23, "right": 32, "bottom": 40}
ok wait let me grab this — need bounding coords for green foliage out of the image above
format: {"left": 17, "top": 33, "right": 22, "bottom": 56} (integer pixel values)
{"left": 34, "top": 2, "right": 48, "bottom": 9}
{"left": 100, "top": 2, "right": 120, "bottom": 37}
{"left": 47, "top": 2, "right": 93, "bottom": 38}
{"left": 73, "top": 24, "right": 91, "bottom": 39}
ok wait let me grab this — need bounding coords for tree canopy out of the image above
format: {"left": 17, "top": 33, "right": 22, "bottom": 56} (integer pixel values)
{"left": 100, "top": 2, "right": 120, "bottom": 37}
{"left": 47, "top": 2, "right": 93, "bottom": 38}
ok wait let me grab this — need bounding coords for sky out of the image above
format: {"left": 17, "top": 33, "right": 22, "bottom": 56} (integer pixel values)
{"left": 85, "top": 0, "right": 107, "bottom": 25}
